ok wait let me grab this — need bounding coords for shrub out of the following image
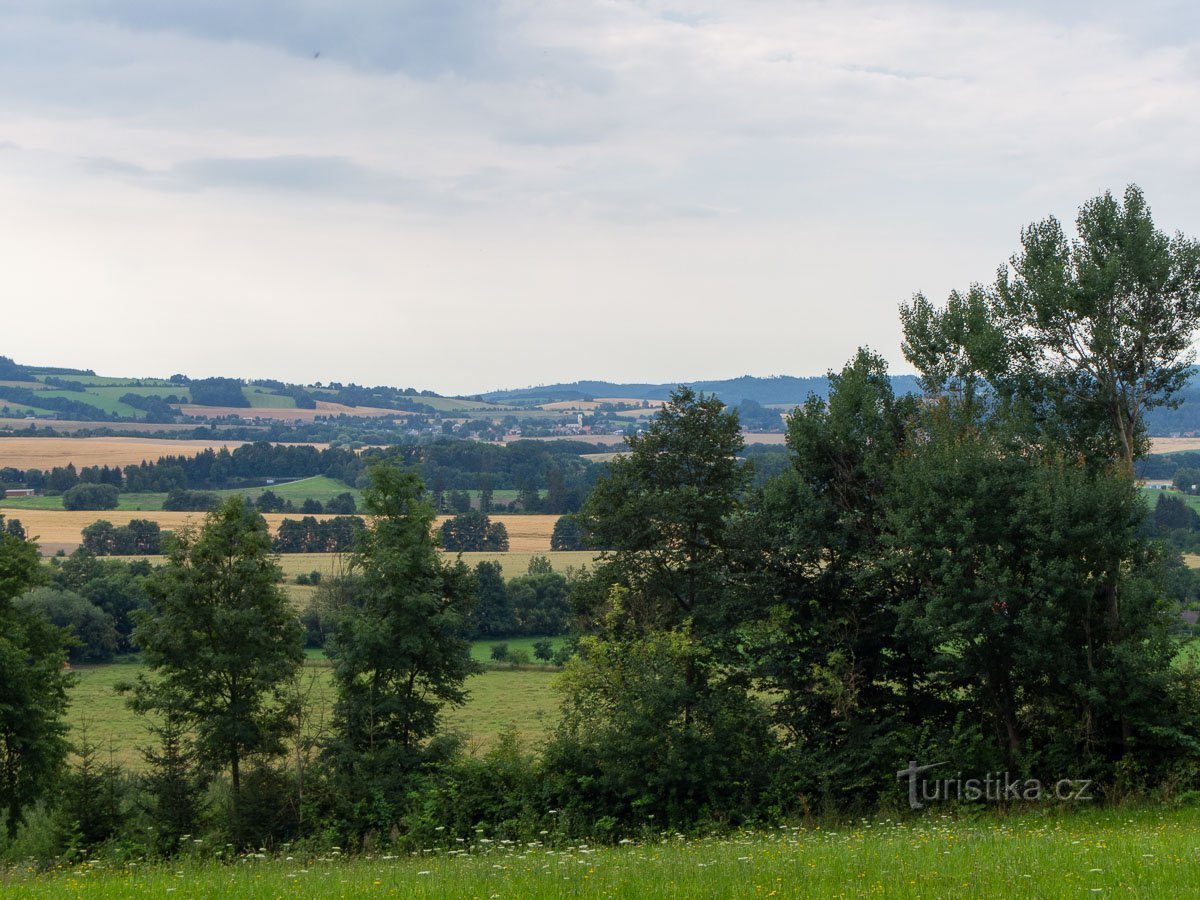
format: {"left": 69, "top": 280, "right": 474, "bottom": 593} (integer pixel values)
{"left": 62, "top": 483, "right": 119, "bottom": 511}
{"left": 507, "top": 648, "right": 530, "bottom": 666}
{"left": 16, "top": 587, "right": 118, "bottom": 663}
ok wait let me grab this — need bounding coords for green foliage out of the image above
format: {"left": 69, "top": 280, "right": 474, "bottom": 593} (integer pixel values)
{"left": 273, "top": 516, "right": 364, "bottom": 553}
{"left": 1156, "top": 493, "right": 1200, "bottom": 532}
{"left": 63, "top": 482, "right": 119, "bottom": 511}
{"left": 81, "top": 518, "right": 164, "bottom": 555}
{"left": 557, "top": 390, "right": 771, "bottom": 827}
{"left": 0, "top": 518, "right": 72, "bottom": 838}
{"left": 580, "top": 385, "right": 748, "bottom": 640}
{"left": 506, "top": 572, "right": 571, "bottom": 635}
{"left": 47, "top": 552, "right": 153, "bottom": 654}
{"left": 545, "top": 618, "right": 773, "bottom": 828}
{"left": 137, "top": 697, "right": 205, "bottom": 855}
{"left": 54, "top": 724, "right": 129, "bottom": 853}
{"left": 440, "top": 510, "right": 510, "bottom": 552}
{"left": 550, "top": 513, "right": 593, "bottom": 551}
{"left": 128, "top": 497, "right": 304, "bottom": 842}
{"left": 470, "top": 561, "right": 513, "bottom": 637}
{"left": 736, "top": 349, "right": 923, "bottom": 807}
{"left": 16, "top": 587, "right": 118, "bottom": 663}
{"left": 489, "top": 643, "right": 509, "bottom": 662}
{"left": 162, "top": 489, "right": 220, "bottom": 511}
{"left": 902, "top": 184, "right": 1200, "bottom": 471}
{"left": 322, "top": 463, "right": 480, "bottom": 834}
{"left": 888, "top": 410, "right": 1187, "bottom": 780}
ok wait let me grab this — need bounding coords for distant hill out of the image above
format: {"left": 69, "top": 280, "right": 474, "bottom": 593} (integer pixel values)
{"left": 5, "top": 352, "right": 1200, "bottom": 435}
{"left": 480, "top": 375, "right": 926, "bottom": 408}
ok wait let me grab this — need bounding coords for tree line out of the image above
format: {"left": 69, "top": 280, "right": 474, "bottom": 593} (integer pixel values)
{"left": 0, "top": 439, "right": 601, "bottom": 515}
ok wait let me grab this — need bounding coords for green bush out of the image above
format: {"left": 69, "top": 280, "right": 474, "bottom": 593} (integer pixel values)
{"left": 62, "top": 483, "right": 119, "bottom": 511}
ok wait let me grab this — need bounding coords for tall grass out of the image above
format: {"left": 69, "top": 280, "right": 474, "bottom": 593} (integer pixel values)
{"left": 5, "top": 806, "right": 1200, "bottom": 897}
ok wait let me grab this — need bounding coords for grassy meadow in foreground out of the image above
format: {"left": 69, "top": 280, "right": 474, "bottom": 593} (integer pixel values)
{"left": 5, "top": 807, "right": 1200, "bottom": 897}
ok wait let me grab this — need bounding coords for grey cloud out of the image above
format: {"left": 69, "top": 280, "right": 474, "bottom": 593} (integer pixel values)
{"left": 82, "top": 157, "right": 150, "bottom": 177}
{"left": 4, "top": 0, "right": 611, "bottom": 87}
{"left": 167, "top": 155, "right": 466, "bottom": 209}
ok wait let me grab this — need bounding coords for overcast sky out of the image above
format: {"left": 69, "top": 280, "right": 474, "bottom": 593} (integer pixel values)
{"left": 2, "top": 1, "right": 1198, "bottom": 395}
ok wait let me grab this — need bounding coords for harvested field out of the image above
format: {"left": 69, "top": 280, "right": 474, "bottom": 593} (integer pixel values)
{"left": 595, "top": 397, "right": 666, "bottom": 407}
{"left": 177, "top": 400, "right": 406, "bottom": 421}
{"left": 16, "top": 509, "right": 560, "bottom": 555}
{"left": 0, "top": 437, "right": 277, "bottom": 470}
{"left": 580, "top": 451, "right": 625, "bottom": 463}
{"left": 0, "top": 418, "right": 226, "bottom": 434}
{"left": 452, "top": 515, "right": 557, "bottom": 553}
{"left": 512, "top": 433, "right": 629, "bottom": 446}
{"left": 15, "top": 510, "right": 338, "bottom": 555}
{"left": 742, "top": 431, "right": 787, "bottom": 444}
{"left": 539, "top": 400, "right": 602, "bottom": 411}
{"left": 1151, "top": 437, "right": 1200, "bottom": 454}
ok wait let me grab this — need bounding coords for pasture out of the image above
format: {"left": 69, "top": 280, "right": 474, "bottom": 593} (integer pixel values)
{"left": 65, "top": 656, "right": 561, "bottom": 769}
{"left": 2, "top": 475, "right": 363, "bottom": 513}
{"left": 7, "top": 807, "right": 1200, "bottom": 897}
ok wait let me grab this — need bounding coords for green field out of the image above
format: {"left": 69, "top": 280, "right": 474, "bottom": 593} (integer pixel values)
{"left": 216, "top": 476, "right": 360, "bottom": 506}
{"left": 47, "top": 376, "right": 176, "bottom": 387}
{"left": 1144, "top": 486, "right": 1200, "bottom": 513}
{"left": 7, "top": 807, "right": 1200, "bottom": 896}
{"left": 243, "top": 386, "right": 296, "bottom": 408}
{"left": 30, "top": 390, "right": 142, "bottom": 419}
{"left": 0, "top": 476, "right": 362, "bottom": 513}
{"left": 469, "top": 635, "right": 565, "bottom": 662}
{"left": 0, "top": 492, "right": 171, "bottom": 512}
{"left": 0, "top": 404, "right": 58, "bottom": 418}
{"left": 66, "top": 657, "right": 560, "bottom": 769}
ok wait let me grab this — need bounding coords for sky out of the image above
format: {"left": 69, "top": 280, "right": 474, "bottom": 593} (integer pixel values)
{"left": 2, "top": 1, "right": 1199, "bottom": 395}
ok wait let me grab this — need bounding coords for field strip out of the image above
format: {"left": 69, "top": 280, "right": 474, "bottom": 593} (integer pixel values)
{"left": 13, "top": 509, "right": 560, "bottom": 554}
{"left": 0, "top": 436, "right": 327, "bottom": 470}
{"left": 1151, "top": 436, "right": 1200, "bottom": 454}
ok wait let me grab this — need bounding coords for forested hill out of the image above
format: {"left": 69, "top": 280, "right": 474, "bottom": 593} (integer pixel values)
{"left": 5, "top": 350, "right": 1200, "bottom": 434}
{"left": 481, "top": 372, "right": 1200, "bottom": 434}
{"left": 483, "top": 374, "right": 918, "bottom": 407}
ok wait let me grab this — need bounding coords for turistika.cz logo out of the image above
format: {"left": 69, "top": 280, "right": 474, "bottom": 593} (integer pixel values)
{"left": 896, "top": 760, "right": 1094, "bottom": 810}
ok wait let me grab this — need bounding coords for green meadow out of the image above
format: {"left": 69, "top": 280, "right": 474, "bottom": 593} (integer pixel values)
{"left": 65, "top": 652, "right": 562, "bottom": 770}
{"left": 0, "top": 476, "right": 361, "bottom": 512}
{"left": 6, "top": 807, "right": 1200, "bottom": 897}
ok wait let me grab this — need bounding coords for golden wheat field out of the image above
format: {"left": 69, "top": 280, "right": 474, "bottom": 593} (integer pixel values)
{"left": 0, "top": 436, "right": 333, "bottom": 470}
{"left": 13, "top": 509, "right": 559, "bottom": 555}
{"left": 1151, "top": 436, "right": 1200, "bottom": 454}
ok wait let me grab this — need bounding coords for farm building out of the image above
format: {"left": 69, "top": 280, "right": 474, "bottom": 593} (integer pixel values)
{"left": 3, "top": 487, "right": 36, "bottom": 498}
